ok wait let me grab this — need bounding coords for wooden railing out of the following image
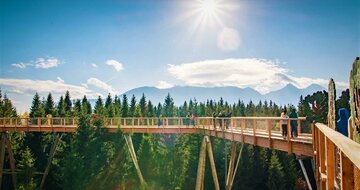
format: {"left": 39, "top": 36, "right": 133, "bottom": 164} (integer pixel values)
{"left": 0, "top": 117, "right": 313, "bottom": 156}
{"left": 0, "top": 116, "right": 311, "bottom": 140}
{"left": 313, "top": 123, "right": 360, "bottom": 190}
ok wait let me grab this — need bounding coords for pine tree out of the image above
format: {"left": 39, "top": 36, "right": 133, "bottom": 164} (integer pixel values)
{"left": 105, "top": 93, "right": 115, "bottom": 117}
{"left": 1, "top": 94, "right": 17, "bottom": 117}
{"left": 114, "top": 95, "right": 122, "bottom": 116}
{"left": 163, "top": 93, "right": 174, "bottom": 117}
{"left": 267, "top": 151, "right": 285, "bottom": 190}
{"left": 121, "top": 94, "right": 129, "bottom": 117}
{"left": 74, "top": 99, "right": 82, "bottom": 116}
{"left": 57, "top": 96, "right": 66, "bottom": 117}
{"left": 94, "top": 96, "right": 105, "bottom": 116}
{"left": 139, "top": 93, "right": 147, "bottom": 117}
{"left": 44, "top": 93, "right": 55, "bottom": 115}
{"left": 81, "top": 95, "right": 92, "bottom": 115}
{"left": 29, "top": 93, "right": 45, "bottom": 117}
{"left": 129, "top": 95, "right": 136, "bottom": 117}
{"left": 147, "top": 100, "right": 155, "bottom": 117}
{"left": 64, "top": 91, "right": 72, "bottom": 116}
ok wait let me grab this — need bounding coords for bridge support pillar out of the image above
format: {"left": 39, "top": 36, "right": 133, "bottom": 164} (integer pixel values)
{"left": 124, "top": 134, "right": 145, "bottom": 185}
{"left": 225, "top": 142, "right": 244, "bottom": 190}
{"left": 298, "top": 158, "right": 313, "bottom": 190}
{"left": 40, "top": 133, "right": 62, "bottom": 189}
{"left": 195, "top": 136, "right": 220, "bottom": 190}
{"left": 0, "top": 133, "right": 17, "bottom": 190}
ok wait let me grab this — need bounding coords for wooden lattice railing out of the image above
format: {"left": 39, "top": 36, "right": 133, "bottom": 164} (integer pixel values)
{"left": 313, "top": 123, "right": 360, "bottom": 190}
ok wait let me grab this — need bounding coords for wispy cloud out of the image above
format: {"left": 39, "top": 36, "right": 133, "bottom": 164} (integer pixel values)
{"left": 57, "top": 77, "right": 64, "bottom": 83}
{"left": 156, "top": 81, "right": 174, "bottom": 89}
{"left": 106, "top": 59, "right": 124, "bottom": 71}
{"left": 0, "top": 78, "right": 98, "bottom": 99}
{"left": 167, "top": 58, "right": 348, "bottom": 94}
{"left": 91, "top": 63, "right": 98, "bottom": 68}
{"left": 11, "top": 57, "right": 60, "bottom": 69}
{"left": 11, "top": 63, "right": 28, "bottom": 69}
{"left": 35, "top": 57, "right": 60, "bottom": 69}
{"left": 87, "top": 77, "right": 116, "bottom": 95}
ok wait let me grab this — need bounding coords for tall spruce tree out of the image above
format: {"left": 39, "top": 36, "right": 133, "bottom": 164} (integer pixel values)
{"left": 139, "top": 93, "right": 147, "bottom": 117}
{"left": 81, "top": 95, "right": 92, "bottom": 115}
{"left": 44, "top": 93, "right": 55, "bottom": 115}
{"left": 57, "top": 96, "right": 66, "bottom": 117}
{"left": 267, "top": 151, "right": 285, "bottom": 190}
{"left": 129, "top": 95, "right": 136, "bottom": 117}
{"left": 64, "top": 91, "right": 72, "bottom": 116}
{"left": 29, "top": 93, "right": 45, "bottom": 117}
{"left": 121, "top": 94, "right": 129, "bottom": 117}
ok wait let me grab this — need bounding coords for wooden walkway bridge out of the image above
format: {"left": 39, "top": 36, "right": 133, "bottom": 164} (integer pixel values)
{"left": 0, "top": 117, "right": 313, "bottom": 156}
{"left": 0, "top": 116, "right": 359, "bottom": 190}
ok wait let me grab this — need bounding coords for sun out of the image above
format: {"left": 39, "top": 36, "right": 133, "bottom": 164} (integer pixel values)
{"left": 200, "top": 0, "right": 219, "bottom": 16}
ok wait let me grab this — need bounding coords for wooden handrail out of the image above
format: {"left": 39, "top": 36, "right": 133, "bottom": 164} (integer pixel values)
{"left": 315, "top": 123, "right": 360, "bottom": 169}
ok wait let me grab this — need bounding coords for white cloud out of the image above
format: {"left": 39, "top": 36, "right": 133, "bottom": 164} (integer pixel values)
{"left": 57, "top": 77, "right": 64, "bottom": 83}
{"left": 11, "top": 63, "right": 27, "bottom": 69}
{"left": 217, "top": 27, "right": 241, "bottom": 51}
{"left": 106, "top": 59, "right": 124, "bottom": 71}
{"left": 0, "top": 78, "right": 98, "bottom": 99}
{"left": 156, "top": 81, "right": 174, "bottom": 89}
{"left": 167, "top": 58, "right": 348, "bottom": 94}
{"left": 35, "top": 57, "right": 60, "bottom": 69}
{"left": 87, "top": 77, "right": 116, "bottom": 95}
{"left": 91, "top": 63, "right": 98, "bottom": 68}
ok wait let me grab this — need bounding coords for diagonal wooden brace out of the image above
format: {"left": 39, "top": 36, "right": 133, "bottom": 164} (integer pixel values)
{"left": 124, "top": 134, "right": 145, "bottom": 185}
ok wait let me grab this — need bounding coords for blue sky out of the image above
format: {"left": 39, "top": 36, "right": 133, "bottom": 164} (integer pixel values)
{"left": 0, "top": 0, "right": 359, "bottom": 112}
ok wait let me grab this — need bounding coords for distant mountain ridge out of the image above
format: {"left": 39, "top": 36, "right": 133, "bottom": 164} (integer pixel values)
{"left": 118, "top": 84, "right": 325, "bottom": 106}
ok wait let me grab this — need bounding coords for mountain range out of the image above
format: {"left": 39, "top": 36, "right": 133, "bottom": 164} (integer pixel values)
{"left": 118, "top": 84, "right": 326, "bottom": 106}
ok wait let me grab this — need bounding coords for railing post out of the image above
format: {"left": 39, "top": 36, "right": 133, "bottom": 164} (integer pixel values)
{"left": 319, "top": 131, "right": 326, "bottom": 189}
{"left": 253, "top": 120, "right": 257, "bottom": 145}
{"left": 297, "top": 119, "right": 301, "bottom": 136}
{"left": 325, "top": 137, "right": 335, "bottom": 189}
{"left": 340, "top": 152, "right": 354, "bottom": 190}
{"left": 267, "top": 119, "right": 272, "bottom": 148}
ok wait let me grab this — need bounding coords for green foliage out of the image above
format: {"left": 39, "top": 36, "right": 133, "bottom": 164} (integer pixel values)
{"left": 122, "top": 94, "right": 129, "bottom": 117}
{"left": 267, "top": 151, "right": 285, "bottom": 190}
{"left": 30, "top": 93, "right": 45, "bottom": 117}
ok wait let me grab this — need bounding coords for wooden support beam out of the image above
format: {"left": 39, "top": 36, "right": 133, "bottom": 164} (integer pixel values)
{"left": 298, "top": 159, "right": 313, "bottom": 190}
{"left": 205, "top": 136, "right": 220, "bottom": 190}
{"left": 325, "top": 137, "right": 335, "bottom": 190}
{"left": 40, "top": 134, "right": 62, "bottom": 189}
{"left": 5, "top": 136, "right": 17, "bottom": 189}
{"left": 195, "top": 137, "right": 207, "bottom": 190}
{"left": 226, "top": 142, "right": 237, "bottom": 190}
{"left": 124, "top": 134, "right": 145, "bottom": 185}
{"left": 341, "top": 152, "right": 354, "bottom": 190}
{"left": 229, "top": 143, "right": 244, "bottom": 190}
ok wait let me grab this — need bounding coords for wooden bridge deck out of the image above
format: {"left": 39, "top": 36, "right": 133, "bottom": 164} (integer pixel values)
{"left": 0, "top": 117, "right": 313, "bottom": 157}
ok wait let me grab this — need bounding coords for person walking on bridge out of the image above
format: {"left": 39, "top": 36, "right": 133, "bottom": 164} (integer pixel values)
{"left": 281, "top": 109, "right": 289, "bottom": 138}
{"left": 336, "top": 108, "right": 349, "bottom": 137}
{"left": 191, "top": 113, "right": 196, "bottom": 127}
{"left": 289, "top": 108, "right": 299, "bottom": 138}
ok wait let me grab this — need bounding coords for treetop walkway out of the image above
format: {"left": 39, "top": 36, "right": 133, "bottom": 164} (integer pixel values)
{"left": 0, "top": 116, "right": 313, "bottom": 156}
